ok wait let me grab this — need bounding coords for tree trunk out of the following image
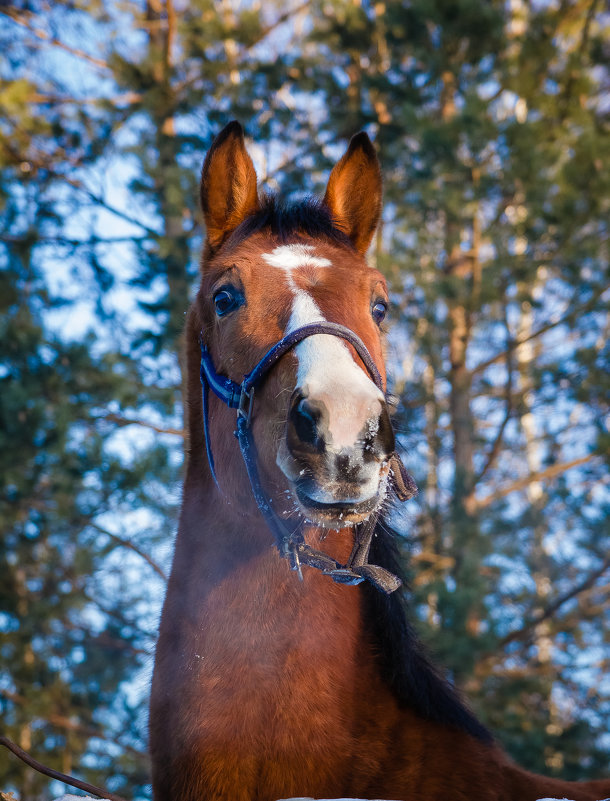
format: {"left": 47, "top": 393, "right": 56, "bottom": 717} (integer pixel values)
{"left": 146, "top": 0, "right": 191, "bottom": 368}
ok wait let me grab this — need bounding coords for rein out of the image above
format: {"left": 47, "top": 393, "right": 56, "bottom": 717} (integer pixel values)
{"left": 199, "top": 321, "right": 416, "bottom": 594}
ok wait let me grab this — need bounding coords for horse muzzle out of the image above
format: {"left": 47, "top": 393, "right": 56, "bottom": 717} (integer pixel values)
{"left": 279, "top": 387, "right": 395, "bottom": 526}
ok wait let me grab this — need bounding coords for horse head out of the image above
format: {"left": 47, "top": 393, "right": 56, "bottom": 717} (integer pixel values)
{"left": 195, "top": 121, "right": 397, "bottom": 533}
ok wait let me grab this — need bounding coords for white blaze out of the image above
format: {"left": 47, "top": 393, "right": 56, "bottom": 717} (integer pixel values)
{"left": 262, "top": 244, "right": 384, "bottom": 451}
{"left": 261, "top": 243, "right": 332, "bottom": 276}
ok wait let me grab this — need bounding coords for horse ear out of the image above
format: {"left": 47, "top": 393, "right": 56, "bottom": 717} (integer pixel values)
{"left": 200, "top": 121, "right": 260, "bottom": 252}
{"left": 323, "top": 132, "right": 382, "bottom": 254}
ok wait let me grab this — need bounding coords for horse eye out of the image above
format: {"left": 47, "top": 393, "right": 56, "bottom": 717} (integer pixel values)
{"left": 372, "top": 300, "right": 387, "bottom": 324}
{"left": 213, "top": 288, "right": 241, "bottom": 317}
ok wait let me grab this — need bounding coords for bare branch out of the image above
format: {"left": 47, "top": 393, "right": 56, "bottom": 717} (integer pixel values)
{"left": 28, "top": 90, "right": 141, "bottom": 107}
{"left": 244, "top": 0, "right": 312, "bottom": 52}
{"left": 0, "top": 9, "right": 109, "bottom": 71}
{"left": 0, "top": 735, "right": 129, "bottom": 801}
{"left": 470, "top": 288, "right": 607, "bottom": 378}
{"left": 175, "top": 1, "right": 313, "bottom": 97}
{"left": 60, "top": 617, "right": 152, "bottom": 657}
{"left": 491, "top": 556, "right": 610, "bottom": 654}
{"left": 81, "top": 590, "right": 157, "bottom": 642}
{"left": 1, "top": 234, "right": 149, "bottom": 246}
{"left": 60, "top": 174, "right": 162, "bottom": 237}
{"left": 0, "top": 140, "right": 162, "bottom": 238}
{"left": 470, "top": 454, "right": 597, "bottom": 510}
{"left": 90, "top": 522, "right": 168, "bottom": 582}
{"left": 474, "top": 317, "right": 514, "bottom": 485}
{"left": 0, "top": 691, "right": 145, "bottom": 759}
{"left": 95, "top": 411, "right": 184, "bottom": 437}
{"left": 474, "top": 403, "right": 512, "bottom": 486}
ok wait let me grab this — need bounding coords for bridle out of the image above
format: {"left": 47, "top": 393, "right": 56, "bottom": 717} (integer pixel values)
{"left": 199, "top": 321, "right": 416, "bottom": 594}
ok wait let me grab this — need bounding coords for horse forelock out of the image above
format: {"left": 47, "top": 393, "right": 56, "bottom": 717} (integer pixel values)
{"left": 225, "top": 194, "right": 354, "bottom": 250}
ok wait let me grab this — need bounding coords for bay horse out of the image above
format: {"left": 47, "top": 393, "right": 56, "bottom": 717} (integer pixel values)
{"left": 149, "top": 122, "right": 610, "bottom": 801}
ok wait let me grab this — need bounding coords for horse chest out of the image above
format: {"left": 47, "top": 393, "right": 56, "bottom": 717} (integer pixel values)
{"left": 160, "top": 555, "right": 380, "bottom": 798}
{"left": 191, "top": 557, "right": 364, "bottom": 726}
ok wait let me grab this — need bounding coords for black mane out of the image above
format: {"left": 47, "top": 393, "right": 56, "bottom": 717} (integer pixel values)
{"left": 365, "top": 517, "right": 493, "bottom": 744}
{"left": 229, "top": 195, "right": 354, "bottom": 248}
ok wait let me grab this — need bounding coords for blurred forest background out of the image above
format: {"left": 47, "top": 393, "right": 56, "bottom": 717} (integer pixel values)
{"left": 0, "top": 0, "right": 608, "bottom": 798}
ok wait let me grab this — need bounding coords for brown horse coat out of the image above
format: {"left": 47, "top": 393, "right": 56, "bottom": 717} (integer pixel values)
{"left": 149, "top": 122, "right": 610, "bottom": 801}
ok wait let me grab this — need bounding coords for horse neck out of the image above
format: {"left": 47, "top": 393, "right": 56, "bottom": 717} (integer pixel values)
{"left": 174, "top": 475, "right": 368, "bottom": 707}
{"left": 178, "top": 453, "right": 355, "bottom": 599}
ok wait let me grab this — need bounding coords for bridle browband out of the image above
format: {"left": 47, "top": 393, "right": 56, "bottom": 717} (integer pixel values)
{"left": 199, "top": 321, "right": 416, "bottom": 594}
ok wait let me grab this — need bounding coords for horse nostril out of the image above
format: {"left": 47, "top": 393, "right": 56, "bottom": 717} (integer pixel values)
{"left": 362, "top": 405, "right": 395, "bottom": 463}
{"left": 378, "top": 405, "right": 395, "bottom": 457}
{"left": 291, "top": 397, "right": 321, "bottom": 448}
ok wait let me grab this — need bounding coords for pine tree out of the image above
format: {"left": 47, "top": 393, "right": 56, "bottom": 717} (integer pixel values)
{"left": 1, "top": 0, "right": 607, "bottom": 794}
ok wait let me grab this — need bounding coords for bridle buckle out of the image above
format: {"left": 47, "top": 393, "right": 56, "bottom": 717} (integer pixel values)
{"left": 237, "top": 384, "right": 254, "bottom": 426}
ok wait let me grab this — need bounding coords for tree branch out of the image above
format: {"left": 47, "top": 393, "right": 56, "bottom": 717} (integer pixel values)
{"left": 94, "top": 411, "right": 184, "bottom": 438}
{"left": 0, "top": 736, "right": 129, "bottom": 801}
{"left": 60, "top": 618, "right": 152, "bottom": 657}
{"left": 494, "top": 556, "right": 610, "bottom": 653}
{"left": 0, "top": 9, "right": 110, "bottom": 71}
{"left": 473, "top": 403, "right": 513, "bottom": 488}
{"left": 28, "top": 90, "right": 141, "bottom": 107}
{"left": 90, "top": 522, "right": 168, "bottom": 582}
{"left": 1, "top": 234, "right": 149, "bottom": 246}
{"left": 244, "top": 0, "right": 312, "bottom": 52}
{"left": 0, "top": 140, "right": 162, "bottom": 238}
{"left": 559, "top": 0, "right": 601, "bottom": 120}
{"left": 175, "top": 1, "right": 313, "bottom": 97}
{"left": 81, "top": 590, "right": 157, "bottom": 643}
{"left": 60, "top": 175, "right": 162, "bottom": 237}
{"left": 473, "top": 321, "right": 514, "bottom": 485}
{"left": 471, "top": 454, "right": 597, "bottom": 511}
{"left": 470, "top": 287, "right": 607, "bottom": 378}
{"left": 0, "top": 691, "right": 145, "bottom": 759}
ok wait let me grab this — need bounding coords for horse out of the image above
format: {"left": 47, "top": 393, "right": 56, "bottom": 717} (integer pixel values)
{"left": 149, "top": 121, "right": 610, "bottom": 801}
